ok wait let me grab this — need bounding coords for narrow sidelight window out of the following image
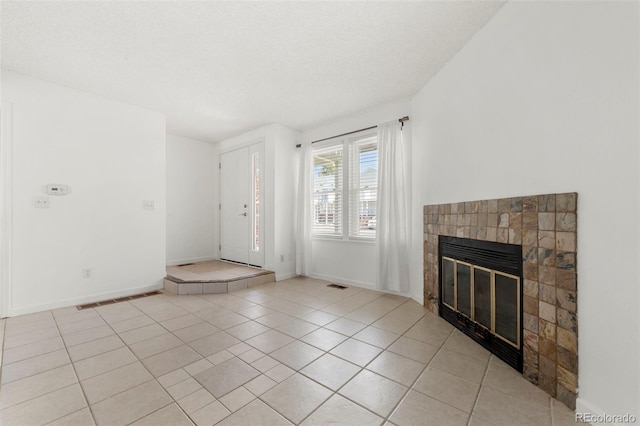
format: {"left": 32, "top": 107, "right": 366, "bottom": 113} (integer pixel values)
{"left": 252, "top": 151, "right": 260, "bottom": 251}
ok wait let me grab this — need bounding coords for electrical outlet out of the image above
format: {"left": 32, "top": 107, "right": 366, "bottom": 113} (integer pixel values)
{"left": 82, "top": 269, "right": 91, "bottom": 279}
{"left": 34, "top": 196, "right": 50, "bottom": 208}
{"left": 143, "top": 200, "right": 155, "bottom": 210}
{"left": 279, "top": 255, "right": 284, "bottom": 262}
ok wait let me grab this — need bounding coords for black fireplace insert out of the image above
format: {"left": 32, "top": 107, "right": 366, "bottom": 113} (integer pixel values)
{"left": 439, "top": 235, "right": 523, "bottom": 372}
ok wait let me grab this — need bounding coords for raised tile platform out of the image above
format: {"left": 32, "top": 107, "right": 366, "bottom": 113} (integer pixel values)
{"left": 163, "top": 260, "right": 275, "bottom": 295}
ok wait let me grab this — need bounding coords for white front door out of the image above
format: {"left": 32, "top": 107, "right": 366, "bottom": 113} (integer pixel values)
{"left": 220, "top": 143, "right": 264, "bottom": 267}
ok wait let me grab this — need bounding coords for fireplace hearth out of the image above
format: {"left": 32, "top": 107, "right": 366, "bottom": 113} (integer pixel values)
{"left": 424, "top": 193, "right": 578, "bottom": 409}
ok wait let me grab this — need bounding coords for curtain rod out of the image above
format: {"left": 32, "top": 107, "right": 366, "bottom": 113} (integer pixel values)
{"left": 296, "top": 116, "right": 409, "bottom": 148}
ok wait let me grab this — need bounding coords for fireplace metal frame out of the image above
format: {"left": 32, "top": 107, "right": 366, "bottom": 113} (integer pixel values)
{"left": 441, "top": 257, "right": 521, "bottom": 349}
{"left": 439, "top": 235, "right": 524, "bottom": 372}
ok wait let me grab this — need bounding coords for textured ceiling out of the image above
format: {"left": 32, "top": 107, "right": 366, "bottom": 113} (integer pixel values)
{"left": 1, "top": 1, "right": 504, "bottom": 143}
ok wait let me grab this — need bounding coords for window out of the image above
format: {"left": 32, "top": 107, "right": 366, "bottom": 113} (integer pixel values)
{"left": 313, "top": 145, "right": 343, "bottom": 236}
{"left": 349, "top": 135, "right": 377, "bottom": 238}
{"left": 252, "top": 151, "right": 260, "bottom": 251}
{"left": 313, "top": 132, "right": 378, "bottom": 239}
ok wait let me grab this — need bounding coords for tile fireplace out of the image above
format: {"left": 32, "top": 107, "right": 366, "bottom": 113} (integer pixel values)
{"left": 423, "top": 193, "right": 578, "bottom": 409}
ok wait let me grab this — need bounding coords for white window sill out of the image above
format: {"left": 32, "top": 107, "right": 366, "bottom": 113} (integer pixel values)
{"left": 312, "top": 236, "right": 376, "bottom": 244}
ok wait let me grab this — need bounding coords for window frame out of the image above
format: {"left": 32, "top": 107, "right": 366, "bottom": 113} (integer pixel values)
{"left": 311, "top": 130, "right": 378, "bottom": 242}
{"left": 312, "top": 142, "right": 344, "bottom": 239}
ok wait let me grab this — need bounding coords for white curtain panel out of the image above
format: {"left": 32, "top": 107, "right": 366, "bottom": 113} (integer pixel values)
{"left": 377, "top": 120, "right": 411, "bottom": 293}
{"left": 295, "top": 143, "right": 313, "bottom": 275}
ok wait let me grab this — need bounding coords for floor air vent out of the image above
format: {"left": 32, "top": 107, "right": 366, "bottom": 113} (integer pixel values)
{"left": 177, "top": 263, "right": 195, "bottom": 267}
{"left": 76, "top": 290, "right": 163, "bottom": 310}
{"left": 327, "top": 284, "right": 348, "bottom": 289}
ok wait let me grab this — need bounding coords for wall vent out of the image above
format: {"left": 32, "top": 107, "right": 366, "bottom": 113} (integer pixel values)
{"left": 76, "top": 290, "right": 162, "bottom": 310}
{"left": 327, "top": 283, "right": 348, "bottom": 289}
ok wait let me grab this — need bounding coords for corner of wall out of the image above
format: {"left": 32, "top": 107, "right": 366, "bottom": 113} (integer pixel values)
{"left": 3, "top": 72, "right": 166, "bottom": 315}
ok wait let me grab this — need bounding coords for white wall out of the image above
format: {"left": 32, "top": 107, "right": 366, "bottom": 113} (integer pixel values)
{"left": 410, "top": 1, "right": 639, "bottom": 418}
{"left": 216, "top": 123, "right": 299, "bottom": 280}
{"left": 301, "top": 100, "right": 412, "bottom": 291}
{"left": 166, "top": 134, "right": 217, "bottom": 265}
{"left": 1, "top": 71, "right": 166, "bottom": 316}
{"left": 272, "top": 124, "right": 300, "bottom": 280}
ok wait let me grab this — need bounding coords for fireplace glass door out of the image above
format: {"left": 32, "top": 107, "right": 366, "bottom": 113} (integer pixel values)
{"left": 442, "top": 257, "right": 520, "bottom": 348}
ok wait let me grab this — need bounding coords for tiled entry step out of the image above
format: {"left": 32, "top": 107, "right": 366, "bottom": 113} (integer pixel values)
{"left": 163, "top": 260, "right": 275, "bottom": 295}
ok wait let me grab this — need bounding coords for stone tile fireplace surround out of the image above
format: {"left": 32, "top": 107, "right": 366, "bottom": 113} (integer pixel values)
{"left": 423, "top": 193, "right": 578, "bottom": 409}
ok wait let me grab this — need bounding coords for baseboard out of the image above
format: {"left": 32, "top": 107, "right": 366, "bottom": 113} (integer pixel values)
{"left": 377, "top": 286, "right": 415, "bottom": 300}
{"left": 7, "top": 281, "right": 164, "bottom": 317}
{"left": 576, "top": 398, "right": 601, "bottom": 418}
{"left": 166, "top": 255, "right": 218, "bottom": 266}
{"left": 574, "top": 398, "right": 637, "bottom": 425}
{"left": 307, "top": 272, "right": 421, "bottom": 301}
{"left": 410, "top": 290, "right": 424, "bottom": 306}
{"left": 275, "top": 272, "right": 298, "bottom": 281}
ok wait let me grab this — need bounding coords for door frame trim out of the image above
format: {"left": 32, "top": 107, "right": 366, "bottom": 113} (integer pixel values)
{"left": 218, "top": 140, "right": 265, "bottom": 268}
{"left": 1, "top": 101, "right": 13, "bottom": 318}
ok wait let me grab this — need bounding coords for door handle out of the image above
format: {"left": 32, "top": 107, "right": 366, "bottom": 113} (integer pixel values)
{"left": 239, "top": 212, "right": 247, "bottom": 217}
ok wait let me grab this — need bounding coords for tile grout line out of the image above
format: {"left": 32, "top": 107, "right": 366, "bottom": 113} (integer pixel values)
{"left": 122, "top": 292, "right": 284, "bottom": 424}
{"left": 188, "top": 293, "right": 287, "bottom": 425}
{"left": 211, "top": 280, "right": 520, "bottom": 424}
{"left": 122, "top": 396, "right": 197, "bottom": 426}
{"left": 92, "top": 302, "right": 200, "bottom": 426}
{"left": 384, "top": 325, "right": 456, "bottom": 424}
{"left": 5, "top": 278, "right": 485, "bottom": 426}
{"left": 372, "top": 311, "right": 443, "bottom": 423}
{"left": 244, "top": 299, "right": 434, "bottom": 425}
{"left": 45, "top": 305, "right": 164, "bottom": 424}
{"left": 238, "top": 282, "right": 432, "bottom": 402}
{"left": 0, "top": 318, "right": 64, "bottom": 406}
{"left": 328, "top": 329, "right": 427, "bottom": 424}
{"left": 257, "top": 388, "right": 330, "bottom": 425}
{"left": 188, "top": 285, "right": 413, "bottom": 424}
{"left": 27, "top": 384, "right": 87, "bottom": 425}
{"left": 1, "top": 335, "right": 65, "bottom": 366}
{"left": 0, "top": 310, "right": 102, "bottom": 424}
{"left": 269, "top": 286, "right": 427, "bottom": 423}
{"left": 264, "top": 337, "right": 367, "bottom": 425}
{"left": 467, "top": 352, "right": 494, "bottom": 426}
{"left": 1, "top": 319, "right": 66, "bottom": 386}
{"left": 50, "top": 308, "right": 99, "bottom": 426}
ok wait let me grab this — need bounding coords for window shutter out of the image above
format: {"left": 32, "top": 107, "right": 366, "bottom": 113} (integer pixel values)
{"left": 313, "top": 144, "right": 343, "bottom": 236}
{"left": 348, "top": 136, "right": 378, "bottom": 239}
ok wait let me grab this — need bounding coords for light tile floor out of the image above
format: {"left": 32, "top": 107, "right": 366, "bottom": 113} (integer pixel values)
{"left": 0, "top": 277, "right": 583, "bottom": 426}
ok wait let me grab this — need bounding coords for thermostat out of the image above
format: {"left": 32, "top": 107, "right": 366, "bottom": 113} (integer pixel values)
{"left": 46, "top": 184, "right": 69, "bottom": 195}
